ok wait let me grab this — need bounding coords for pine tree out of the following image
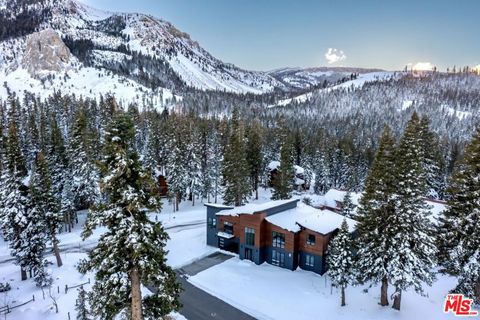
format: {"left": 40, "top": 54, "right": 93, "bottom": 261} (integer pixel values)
{"left": 0, "top": 111, "right": 46, "bottom": 281}
{"left": 327, "top": 219, "right": 355, "bottom": 306}
{"left": 222, "top": 108, "right": 251, "bottom": 206}
{"left": 246, "top": 121, "right": 263, "bottom": 200}
{"left": 389, "top": 112, "right": 437, "bottom": 311}
{"left": 271, "top": 121, "right": 295, "bottom": 200}
{"left": 67, "top": 109, "right": 99, "bottom": 209}
{"left": 356, "top": 126, "right": 397, "bottom": 307}
{"left": 76, "top": 286, "right": 91, "bottom": 320}
{"left": 341, "top": 191, "right": 356, "bottom": 219}
{"left": 78, "top": 112, "right": 181, "bottom": 320}
{"left": 438, "top": 128, "right": 480, "bottom": 304}
{"left": 165, "top": 116, "right": 189, "bottom": 211}
{"left": 418, "top": 116, "right": 445, "bottom": 199}
{"left": 31, "top": 152, "right": 63, "bottom": 267}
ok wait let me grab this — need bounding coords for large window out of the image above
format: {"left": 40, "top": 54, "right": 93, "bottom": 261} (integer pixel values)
{"left": 272, "top": 250, "right": 285, "bottom": 267}
{"left": 272, "top": 231, "right": 285, "bottom": 248}
{"left": 224, "top": 221, "right": 234, "bottom": 234}
{"left": 307, "top": 234, "right": 316, "bottom": 246}
{"left": 305, "top": 254, "right": 314, "bottom": 267}
{"left": 245, "top": 227, "right": 255, "bottom": 246}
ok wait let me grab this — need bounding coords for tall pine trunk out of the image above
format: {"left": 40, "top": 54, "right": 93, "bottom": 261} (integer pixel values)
{"left": 130, "top": 267, "right": 143, "bottom": 320}
{"left": 341, "top": 286, "right": 346, "bottom": 306}
{"left": 21, "top": 267, "right": 27, "bottom": 281}
{"left": 255, "top": 177, "right": 259, "bottom": 200}
{"left": 380, "top": 277, "right": 389, "bottom": 306}
{"left": 52, "top": 237, "right": 63, "bottom": 267}
{"left": 392, "top": 287, "right": 401, "bottom": 310}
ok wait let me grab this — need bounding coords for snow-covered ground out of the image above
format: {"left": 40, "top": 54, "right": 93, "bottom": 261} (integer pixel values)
{"left": 0, "top": 198, "right": 212, "bottom": 319}
{"left": 189, "top": 257, "right": 459, "bottom": 320}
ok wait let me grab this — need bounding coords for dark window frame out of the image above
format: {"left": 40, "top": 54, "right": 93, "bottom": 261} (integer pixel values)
{"left": 305, "top": 254, "right": 314, "bottom": 267}
{"left": 307, "top": 234, "right": 316, "bottom": 246}
{"left": 272, "top": 231, "right": 285, "bottom": 248}
{"left": 272, "top": 249, "right": 285, "bottom": 267}
{"left": 224, "top": 221, "right": 234, "bottom": 234}
{"left": 245, "top": 227, "right": 255, "bottom": 246}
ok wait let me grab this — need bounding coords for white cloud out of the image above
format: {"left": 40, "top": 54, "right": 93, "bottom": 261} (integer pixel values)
{"left": 408, "top": 62, "right": 435, "bottom": 71}
{"left": 325, "top": 48, "right": 346, "bottom": 64}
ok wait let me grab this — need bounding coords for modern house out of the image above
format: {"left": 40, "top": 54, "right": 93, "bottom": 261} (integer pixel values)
{"left": 205, "top": 199, "right": 356, "bottom": 275}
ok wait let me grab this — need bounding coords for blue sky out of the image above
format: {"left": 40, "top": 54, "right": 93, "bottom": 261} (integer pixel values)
{"left": 83, "top": 0, "right": 480, "bottom": 71}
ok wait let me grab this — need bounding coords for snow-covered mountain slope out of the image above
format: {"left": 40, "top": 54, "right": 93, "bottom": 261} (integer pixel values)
{"left": 0, "top": 0, "right": 286, "bottom": 102}
{"left": 269, "top": 71, "right": 396, "bottom": 108}
{"left": 268, "top": 67, "right": 384, "bottom": 90}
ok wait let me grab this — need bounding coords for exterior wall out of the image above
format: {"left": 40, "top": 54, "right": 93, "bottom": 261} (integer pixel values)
{"left": 297, "top": 228, "right": 334, "bottom": 275}
{"left": 262, "top": 221, "right": 297, "bottom": 270}
{"left": 297, "top": 251, "right": 324, "bottom": 274}
{"left": 205, "top": 205, "right": 233, "bottom": 247}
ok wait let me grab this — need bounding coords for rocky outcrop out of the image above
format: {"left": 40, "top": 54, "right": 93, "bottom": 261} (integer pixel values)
{"left": 22, "top": 28, "right": 72, "bottom": 77}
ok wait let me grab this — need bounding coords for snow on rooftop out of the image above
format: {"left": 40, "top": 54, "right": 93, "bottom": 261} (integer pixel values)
{"left": 216, "top": 199, "right": 299, "bottom": 216}
{"left": 265, "top": 202, "right": 356, "bottom": 235}
{"left": 204, "top": 203, "right": 234, "bottom": 209}
{"left": 324, "top": 189, "right": 361, "bottom": 206}
{"left": 267, "top": 161, "right": 305, "bottom": 175}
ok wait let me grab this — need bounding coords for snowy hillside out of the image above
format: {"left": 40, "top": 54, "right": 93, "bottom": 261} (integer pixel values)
{"left": 0, "top": 0, "right": 287, "bottom": 102}
{"left": 268, "top": 67, "right": 384, "bottom": 90}
{"left": 269, "top": 71, "right": 396, "bottom": 108}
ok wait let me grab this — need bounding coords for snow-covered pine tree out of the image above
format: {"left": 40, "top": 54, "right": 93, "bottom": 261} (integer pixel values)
{"left": 46, "top": 115, "right": 68, "bottom": 201}
{"left": 271, "top": 120, "right": 295, "bottom": 200}
{"left": 222, "top": 108, "right": 251, "bottom": 206}
{"left": 76, "top": 286, "right": 91, "bottom": 320}
{"left": 313, "top": 150, "right": 330, "bottom": 194}
{"left": 78, "top": 112, "right": 181, "bottom": 320}
{"left": 197, "top": 119, "right": 216, "bottom": 202}
{"left": 389, "top": 112, "right": 437, "bottom": 311}
{"left": 165, "top": 116, "right": 189, "bottom": 211}
{"left": 0, "top": 108, "right": 46, "bottom": 281}
{"left": 185, "top": 119, "right": 202, "bottom": 206}
{"left": 355, "top": 126, "right": 397, "bottom": 307}
{"left": 341, "top": 191, "right": 356, "bottom": 219}
{"left": 418, "top": 116, "right": 445, "bottom": 199}
{"left": 30, "top": 152, "right": 63, "bottom": 267}
{"left": 246, "top": 120, "right": 263, "bottom": 200}
{"left": 327, "top": 218, "right": 355, "bottom": 306}
{"left": 67, "top": 109, "right": 100, "bottom": 210}
{"left": 438, "top": 127, "right": 480, "bottom": 304}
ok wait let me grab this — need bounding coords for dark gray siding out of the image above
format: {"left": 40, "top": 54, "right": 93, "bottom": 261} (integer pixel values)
{"left": 264, "top": 199, "right": 299, "bottom": 216}
{"left": 205, "top": 205, "right": 233, "bottom": 247}
{"left": 264, "top": 246, "right": 296, "bottom": 271}
{"left": 298, "top": 251, "right": 325, "bottom": 274}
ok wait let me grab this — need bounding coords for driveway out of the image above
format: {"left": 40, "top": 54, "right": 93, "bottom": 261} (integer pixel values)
{"left": 149, "top": 252, "right": 256, "bottom": 320}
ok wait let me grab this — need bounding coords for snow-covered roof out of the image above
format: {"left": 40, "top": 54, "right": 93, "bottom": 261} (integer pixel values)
{"left": 324, "top": 189, "right": 361, "bottom": 206}
{"left": 265, "top": 203, "right": 357, "bottom": 235}
{"left": 204, "top": 203, "right": 234, "bottom": 209}
{"left": 217, "top": 232, "right": 235, "bottom": 239}
{"left": 216, "top": 199, "right": 299, "bottom": 216}
{"left": 267, "top": 161, "right": 305, "bottom": 176}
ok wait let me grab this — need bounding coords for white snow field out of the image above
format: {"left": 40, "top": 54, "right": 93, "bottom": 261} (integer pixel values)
{"left": 189, "top": 257, "right": 459, "bottom": 320}
{"left": 0, "top": 199, "right": 211, "bottom": 320}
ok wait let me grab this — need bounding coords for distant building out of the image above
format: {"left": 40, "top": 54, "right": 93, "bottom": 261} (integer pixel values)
{"left": 267, "top": 161, "right": 311, "bottom": 191}
{"left": 205, "top": 199, "right": 356, "bottom": 275}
